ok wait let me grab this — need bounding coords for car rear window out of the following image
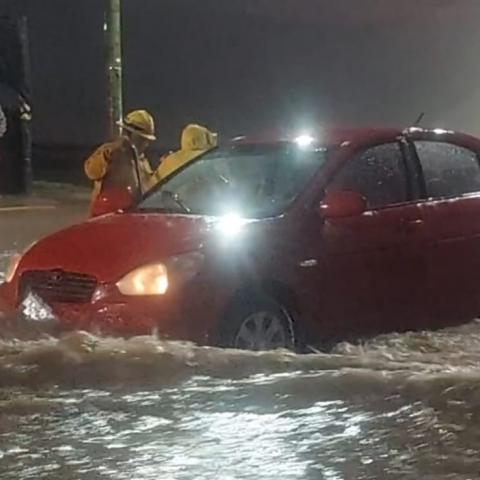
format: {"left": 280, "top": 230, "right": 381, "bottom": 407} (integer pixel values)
{"left": 414, "top": 141, "right": 480, "bottom": 199}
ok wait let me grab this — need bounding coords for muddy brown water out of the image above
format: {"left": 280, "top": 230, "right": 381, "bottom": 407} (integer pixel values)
{"left": 1, "top": 202, "right": 480, "bottom": 479}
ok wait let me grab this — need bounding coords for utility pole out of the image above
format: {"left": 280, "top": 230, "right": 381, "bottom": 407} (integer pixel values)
{"left": 106, "top": 0, "right": 123, "bottom": 136}
{"left": 18, "top": 16, "right": 33, "bottom": 193}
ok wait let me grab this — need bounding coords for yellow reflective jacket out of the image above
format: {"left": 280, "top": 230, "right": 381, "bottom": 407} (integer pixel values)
{"left": 156, "top": 124, "right": 217, "bottom": 180}
{"left": 84, "top": 136, "right": 159, "bottom": 201}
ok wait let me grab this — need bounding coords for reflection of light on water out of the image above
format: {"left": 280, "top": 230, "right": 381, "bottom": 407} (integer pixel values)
{"left": 112, "top": 399, "right": 366, "bottom": 479}
{"left": 21, "top": 292, "right": 56, "bottom": 322}
{"left": 342, "top": 413, "right": 364, "bottom": 437}
{"left": 164, "top": 411, "right": 311, "bottom": 477}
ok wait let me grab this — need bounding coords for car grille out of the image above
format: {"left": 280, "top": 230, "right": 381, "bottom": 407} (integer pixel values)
{"left": 19, "top": 270, "right": 98, "bottom": 304}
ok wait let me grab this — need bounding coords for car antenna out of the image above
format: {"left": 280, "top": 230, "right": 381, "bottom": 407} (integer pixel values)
{"left": 413, "top": 112, "right": 425, "bottom": 127}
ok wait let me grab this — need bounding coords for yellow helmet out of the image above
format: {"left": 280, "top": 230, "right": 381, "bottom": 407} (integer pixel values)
{"left": 181, "top": 124, "right": 217, "bottom": 151}
{"left": 118, "top": 110, "right": 156, "bottom": 141}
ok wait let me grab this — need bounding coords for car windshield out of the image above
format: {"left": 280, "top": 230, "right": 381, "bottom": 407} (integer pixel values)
{"left": 138, "top": 144, "right": 327, "bottom": 218}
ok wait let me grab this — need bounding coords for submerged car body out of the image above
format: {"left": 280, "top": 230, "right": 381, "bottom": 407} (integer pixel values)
{"left": 3, "top": 127, "right": 480, "bottom": 349}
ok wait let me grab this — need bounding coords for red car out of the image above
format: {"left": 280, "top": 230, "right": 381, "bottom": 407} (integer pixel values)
{"left": 2, "top": 126, "right": 480, "bottom": 350}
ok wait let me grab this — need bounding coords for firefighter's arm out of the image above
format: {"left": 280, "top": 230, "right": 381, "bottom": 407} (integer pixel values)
{"left": 140, "top": 157, "right": 160, "bottom": 190}
{"left": 84, "top": 145, "right": 111, "bottom": 181}
{"left": 152, "top": 156, "right": 167, "bottom": 183}
{"left": 155, "top": 151, "right": 177, "bottom": 182}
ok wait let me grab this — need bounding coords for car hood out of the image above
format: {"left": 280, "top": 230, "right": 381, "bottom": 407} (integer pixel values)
{"left": 17, "top": 213, "right": 217, "bottom": 283}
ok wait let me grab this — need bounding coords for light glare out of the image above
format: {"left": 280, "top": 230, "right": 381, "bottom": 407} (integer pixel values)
{"left": 217, "top": 213, "right": 247, "bottom": 236}
{"left": 295, "top": 134, "right": 315, "bottom": 148}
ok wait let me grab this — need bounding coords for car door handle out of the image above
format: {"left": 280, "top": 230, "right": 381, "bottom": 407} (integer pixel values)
{"left": 399, "top": 219, "right": 424, "bottom": 234}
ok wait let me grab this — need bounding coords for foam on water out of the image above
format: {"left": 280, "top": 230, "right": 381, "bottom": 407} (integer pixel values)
{"left": 0, "top": 322, "right": 480, "bottom": 401}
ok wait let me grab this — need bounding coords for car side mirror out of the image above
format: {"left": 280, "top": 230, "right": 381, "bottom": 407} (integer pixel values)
{"left": 319, "top": 190, "right": 367, "bottom": 219}
{"left": 90, "top": 187, "right": 135, "bottom": 218}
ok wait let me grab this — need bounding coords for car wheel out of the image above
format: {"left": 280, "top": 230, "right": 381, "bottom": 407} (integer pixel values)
{"left": 218, "top": 295, "right": 296, "bottom": 351}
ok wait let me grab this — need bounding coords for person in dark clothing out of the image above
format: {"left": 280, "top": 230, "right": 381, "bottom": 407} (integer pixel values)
{"left": 0, "top": 82, "right": 31, "bottom": 194}
{"left": 0, "top": 104, "right": 6, "bottom": 138}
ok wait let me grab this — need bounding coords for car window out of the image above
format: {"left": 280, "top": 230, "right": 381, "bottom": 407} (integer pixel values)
{"left": 414, "top": 141, "right": 480, "bottom": 199}
{"left": 328, "top": 142, "right": 408, "bottom": 209}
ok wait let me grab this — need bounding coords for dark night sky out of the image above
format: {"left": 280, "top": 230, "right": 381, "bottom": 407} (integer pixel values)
{"left": 1, "top": 0, "right": 480, "bottom": 148}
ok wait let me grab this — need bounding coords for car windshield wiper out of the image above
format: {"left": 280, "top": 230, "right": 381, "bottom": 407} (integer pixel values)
{"left": 159, "top": 190, "right": 191, "bottom": 214}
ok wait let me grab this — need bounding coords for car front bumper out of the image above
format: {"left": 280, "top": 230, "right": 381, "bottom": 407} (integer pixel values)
{"left": 0, "top": 280, "right": 202, "bottom": 340}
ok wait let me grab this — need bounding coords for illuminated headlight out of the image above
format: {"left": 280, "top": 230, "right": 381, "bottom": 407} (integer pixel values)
{"left": 5, "top": 253, "right": 21, "bottom": 283}
{"left": 116, "top": 252, "right": 204, "bottom": 296}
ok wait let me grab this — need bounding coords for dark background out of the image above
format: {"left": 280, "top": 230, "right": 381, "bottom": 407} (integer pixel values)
{"left": 1, "top": 0, "right": 480, "bottom": 151}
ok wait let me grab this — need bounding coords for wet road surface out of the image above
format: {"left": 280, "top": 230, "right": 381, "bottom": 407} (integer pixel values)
{"left": 1, "top": 198, "right": 479, "bottom": 480}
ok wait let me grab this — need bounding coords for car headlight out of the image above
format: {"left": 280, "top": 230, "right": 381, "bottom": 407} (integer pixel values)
{"left": 116, "top": 252, "right": 204, "bottom": 296}
{"left": 5, "top": 253, "right": 22, "bottom": 283}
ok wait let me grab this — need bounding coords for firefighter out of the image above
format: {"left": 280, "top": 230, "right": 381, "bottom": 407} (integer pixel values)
{"left": 84, "top": 110, "right": 158, "bottom": 204}
{"left": 156, "top": 123, "right": 217, "bottom": 180}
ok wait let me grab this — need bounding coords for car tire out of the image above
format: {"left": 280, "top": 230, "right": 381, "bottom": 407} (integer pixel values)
{"left": 217, "top": 294, "right": 297, "bottom": 351}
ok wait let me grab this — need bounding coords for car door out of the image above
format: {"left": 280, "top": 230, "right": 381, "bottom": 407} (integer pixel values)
{"left": 409, "top": 136, "right": 480, "bottom": 325}
{"left": 299, "top": 140, "right": 429, "bottom": 341}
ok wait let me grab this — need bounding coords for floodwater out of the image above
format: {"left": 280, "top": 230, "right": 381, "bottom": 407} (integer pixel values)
{"left": 1, "top": 200, "right": 480, "bottom": 480}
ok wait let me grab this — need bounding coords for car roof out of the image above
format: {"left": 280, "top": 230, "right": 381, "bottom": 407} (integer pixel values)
{"left": 230, "top": 126, "right": 480, "bottom": 150}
